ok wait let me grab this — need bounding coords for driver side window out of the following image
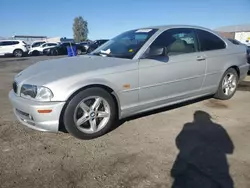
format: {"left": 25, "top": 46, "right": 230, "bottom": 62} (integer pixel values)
{"left": 149, "top": 28, "right": 198, "bottom": 56}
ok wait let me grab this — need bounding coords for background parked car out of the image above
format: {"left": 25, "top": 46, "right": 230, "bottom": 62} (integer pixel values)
{"left": 44, "top": 42, "right": 85, "bottom": 56}
{"left": 30, "top": 41, "right": 46, "bottom": 48}
{"left": 0, "top": 40, "right": 29, "bottom": 57}
{"left": 28, "top": 42, "right": 58, "bottom": 56}
{"left": 86, "top": 39, "right": 109, "bottom": 53}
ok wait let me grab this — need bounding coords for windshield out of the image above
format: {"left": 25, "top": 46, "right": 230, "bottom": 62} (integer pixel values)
{"left": 32, "top": 42, "right": 44, "bottom": 48}
{"left": 90, "top": 28, "right": 158, "bottom": 59}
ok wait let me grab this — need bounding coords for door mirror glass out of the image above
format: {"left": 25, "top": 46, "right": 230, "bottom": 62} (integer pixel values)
{"left": 146, "top": 46, "right": 167, "bottom": 58}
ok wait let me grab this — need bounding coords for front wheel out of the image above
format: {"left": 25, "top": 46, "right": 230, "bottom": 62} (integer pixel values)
{"left": 63, "top": 87, "right": 117, "bottom": 140}
{"left": 214, "top": 68, "right": 238, "bottom": 100}
{"left": 51, "top": 49, "right": 58, "bottom": 56}
{"left": 32, "top": 51, "right": 39, "bottom": 56}
{"left": 77, "top": 49, "right": 82, "bottom": 55}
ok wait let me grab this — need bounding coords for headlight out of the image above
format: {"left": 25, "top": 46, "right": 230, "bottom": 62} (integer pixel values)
{"left": 20, "top": 84, "right": 53, "bottom": 101}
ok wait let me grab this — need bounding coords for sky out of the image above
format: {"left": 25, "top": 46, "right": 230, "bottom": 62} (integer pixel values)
{"left": 1, "top": 0, "right": 249, "bottom": 40}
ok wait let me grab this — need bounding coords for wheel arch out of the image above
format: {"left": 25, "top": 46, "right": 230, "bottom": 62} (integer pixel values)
{"left": 13, "top": 48, "right": 23, "bottom": 53}
{"left": 67, "top": 84, "right": 120, "bottom": 110}
{"left": 228, "top": 65, "right": 240, "bottom": 78}
{"left": 59, "top": 83, "right": 121, "bottom": 132}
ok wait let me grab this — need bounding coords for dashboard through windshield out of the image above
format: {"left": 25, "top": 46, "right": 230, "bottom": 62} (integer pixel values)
{"left": 90, "top": 28, "right": 158, "bottom": 59}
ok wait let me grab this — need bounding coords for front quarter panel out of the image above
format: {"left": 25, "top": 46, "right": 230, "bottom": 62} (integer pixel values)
{"left": 47, "top": 61, "right": 139, "bottom": 117}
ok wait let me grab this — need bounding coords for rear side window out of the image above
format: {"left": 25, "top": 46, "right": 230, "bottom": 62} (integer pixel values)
{"left": 227, "top": 38, "right": 241, "bottom": 45}
{"left": 48, "top": 43, "right": 57, "bottom": 46}
{"left": 13, "top": 41, "right": 19, "bottom": 45}
{"left": 1, "top": 41, "right": 18, "bottom": 46}
{"left": 32, "top": 42, "right": 45, "bottom": 47}
{"left": 196, "top": 29, "right": 226, "bottom": 51}
{"left": 62, "top": 43, "right": 75, "bottom": 47}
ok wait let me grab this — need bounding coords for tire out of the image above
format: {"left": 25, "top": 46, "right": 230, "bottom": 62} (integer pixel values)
{"left": 32, "top": 51, "right": 39, "bottom": 56}
{"left": 77, "top": 49, "right": 82, "bottom": 55}
{"left": 51, "top": 49, "right": 58, "bottom": 56}
{"left": 214, "top": 68, "right": 238, "bottom": 100}
{"left": 13, "top": 49, "right": 23, "bottom": 57}
{"left": 87, "top": 48, "right": 94, "bottom": 54}
{"left": 63, "top": 87, "right": 117, "bottom": 140}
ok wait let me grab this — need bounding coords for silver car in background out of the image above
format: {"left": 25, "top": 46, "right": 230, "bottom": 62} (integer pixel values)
{"left": 9, "top": 25, "right": 249, "bottom": 139}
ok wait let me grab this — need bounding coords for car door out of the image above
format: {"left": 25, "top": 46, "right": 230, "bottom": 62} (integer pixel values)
{"left": 195, "top": 29, "right": 228, "bottom": 92}
{"left": 0, "top": 41, "right": 14, "bottom": 54}
{"left": 0, "top": 42, "right": 4, "bottom": 55}
{"left": 138, "top": 28, "right": 206, "bottom": 109}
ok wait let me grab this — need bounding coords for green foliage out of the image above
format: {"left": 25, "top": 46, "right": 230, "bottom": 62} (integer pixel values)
{"left": 73, "top": 16, "right": 88, "bottom": 42}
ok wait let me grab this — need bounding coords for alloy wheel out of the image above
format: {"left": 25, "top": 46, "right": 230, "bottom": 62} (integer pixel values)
{"left": 73, "top": 96, "right": 111, "bottom": 134}
{"left": 222, "top": 73, "right": 237, "bottom": 96}
{"left": 14, "top": 50, "right": 22, "bottom": 57}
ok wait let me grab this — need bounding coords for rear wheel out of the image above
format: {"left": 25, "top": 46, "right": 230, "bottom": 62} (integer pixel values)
{"left": 63, "top": 87, "right": 117, "bottom": 140}
{"left": 214, "top": 68, "right": 238, "bottom": 100}
{"left": 13, "top": 49, "right": 23, "bottom": 57}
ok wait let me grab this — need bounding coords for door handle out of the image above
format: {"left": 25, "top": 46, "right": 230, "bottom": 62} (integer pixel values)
{"left": 196, "top": 56, "right": 206, "bottom": 61}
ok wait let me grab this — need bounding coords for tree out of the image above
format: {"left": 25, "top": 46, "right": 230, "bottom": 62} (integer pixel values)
{"left": 73, "top": 16, "right": 88, "bottom": 43}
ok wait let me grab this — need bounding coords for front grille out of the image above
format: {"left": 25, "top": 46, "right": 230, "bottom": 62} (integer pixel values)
{"left": 15, "top": 109, "right": 34, "bottom": 124}
{"left": 13, "top": 81, "right": 17, "bottom": 93}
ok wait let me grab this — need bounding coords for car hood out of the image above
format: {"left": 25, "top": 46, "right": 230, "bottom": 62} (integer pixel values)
{"left": 29, "top": 46, "right": 41, "bottom": 51}
{"left": 14, "top": 55, "right": 136, "bottom": 86}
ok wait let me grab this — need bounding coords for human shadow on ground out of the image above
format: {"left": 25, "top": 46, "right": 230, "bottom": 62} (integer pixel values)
{"left": 171, "top": 111, "right": 234, "bottom": 188}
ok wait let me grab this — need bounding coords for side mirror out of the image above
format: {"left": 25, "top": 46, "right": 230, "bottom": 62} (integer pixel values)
{"left": 145, "top": 46, "right": 167, "bottom": 58}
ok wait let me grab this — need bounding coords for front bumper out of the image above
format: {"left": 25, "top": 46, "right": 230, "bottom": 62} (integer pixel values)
{"left": 239, "top": 64, "right": 250, "bottom": 80}
{"left": 9, "top": 90, "right": 65, "bottom": 132}
{"left": 28, "top": 50, "right": 42, "bottom": 55}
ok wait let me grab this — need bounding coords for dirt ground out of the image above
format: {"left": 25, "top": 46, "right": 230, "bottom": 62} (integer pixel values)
{"left": 0, "top": 56, "right": 250, "bottom": 188}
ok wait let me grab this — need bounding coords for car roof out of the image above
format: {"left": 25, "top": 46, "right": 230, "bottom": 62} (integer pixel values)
{"left": 135, "top": 24, "right": 215, "bottom": 32}
{"left": 42, "top": 42, "right": 58, "bottom": 44}
{"left": 32, "top": 41, "right": 46, "bottom": 43}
